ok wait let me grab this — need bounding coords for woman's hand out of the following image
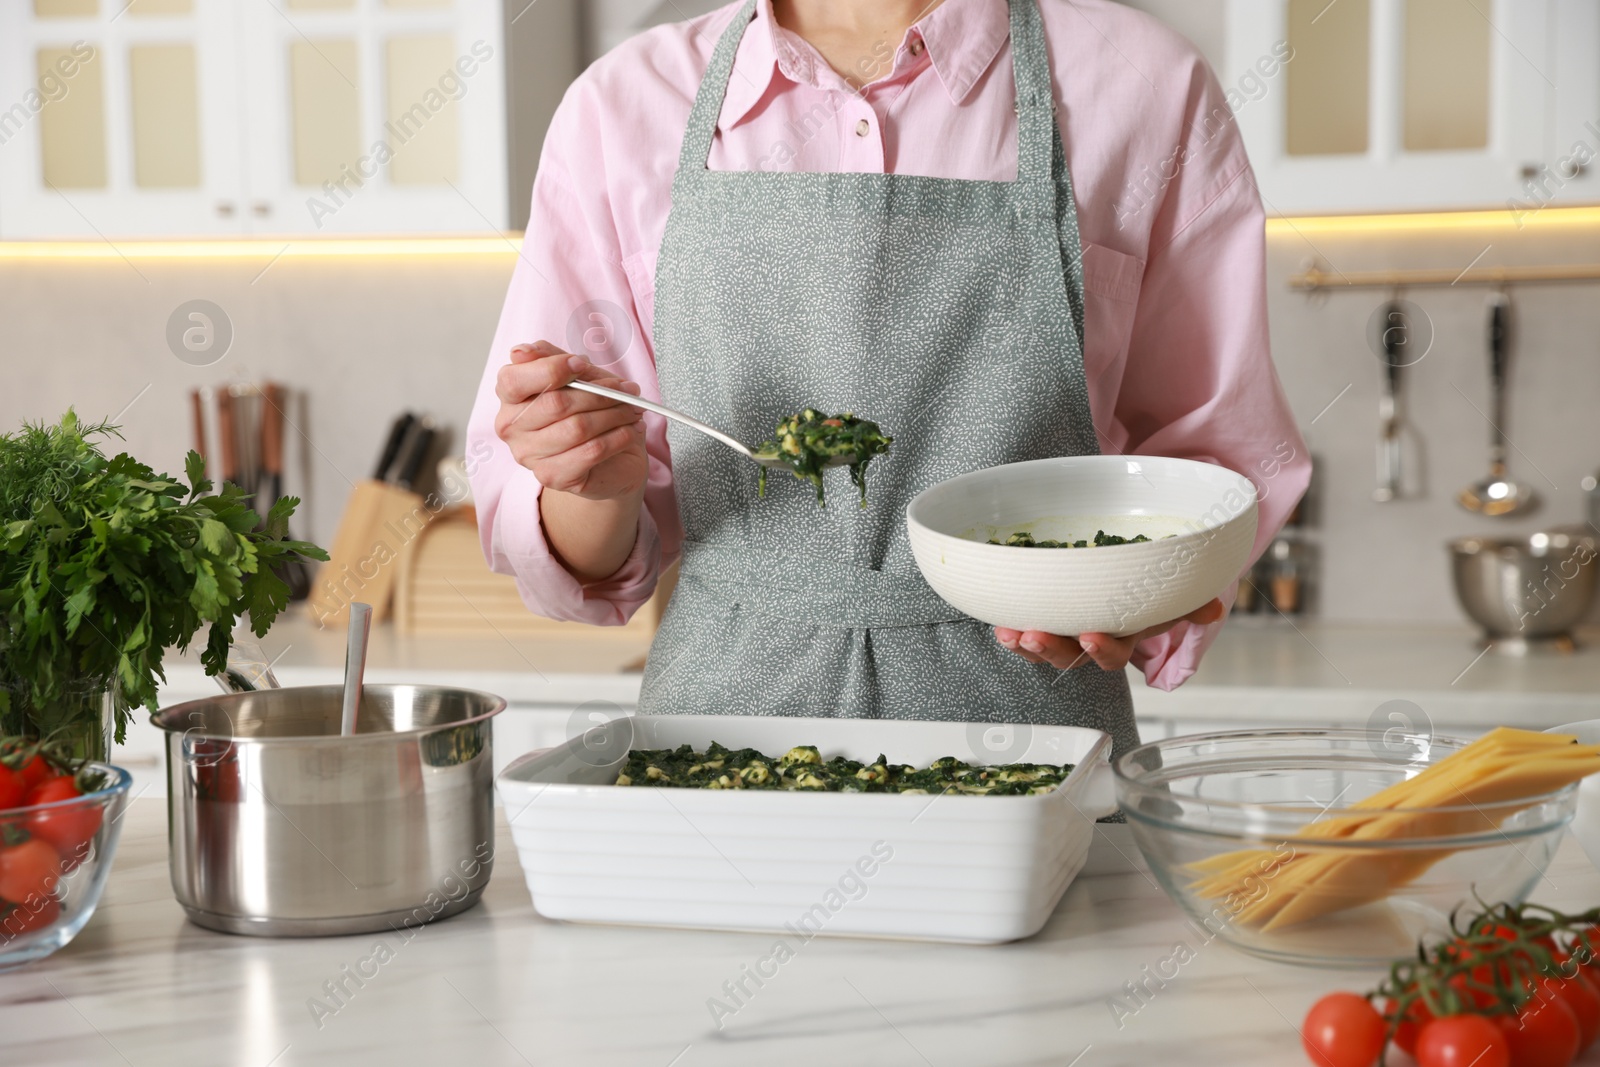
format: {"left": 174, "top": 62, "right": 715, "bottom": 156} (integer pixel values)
{"left": 995, "top": 598, "right": 1227, "bottom": 673}
{"left": 493, "top": 340, "right": 649, "bottom": 500}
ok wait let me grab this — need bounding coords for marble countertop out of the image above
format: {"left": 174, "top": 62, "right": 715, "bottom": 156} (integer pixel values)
{"left": 157, "top": 611, "right": 1600, "bottom": 729}
{"left": 7, "top": 799, "right": 1600, "bottom": 1066}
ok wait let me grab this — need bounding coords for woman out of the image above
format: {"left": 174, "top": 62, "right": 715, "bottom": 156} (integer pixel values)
{"left": 468, "top": 0, "right": 1310, "bottom": 759}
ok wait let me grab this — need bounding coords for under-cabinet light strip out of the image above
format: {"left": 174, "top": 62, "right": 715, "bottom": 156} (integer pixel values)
{"left": 0, "top": 236, "right": 523, "bottom": 259}
{"left": 1, "top": 205, "right": 1598, "bottom": 259}
{"left": 1265, "top": 205, "right": 1600, "bottom": 236}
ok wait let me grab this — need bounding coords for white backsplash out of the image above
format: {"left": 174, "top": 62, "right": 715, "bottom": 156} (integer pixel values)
{"left": 1265, "top": 224, "right": 1600, "bottom": 624}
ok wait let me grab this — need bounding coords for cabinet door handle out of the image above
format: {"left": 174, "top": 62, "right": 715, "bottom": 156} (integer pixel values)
{"left": 215, "top": 201, "right": 236, "bottom": 217}
{"left": 251, "top": 201, "right": 272, "bottom": 217}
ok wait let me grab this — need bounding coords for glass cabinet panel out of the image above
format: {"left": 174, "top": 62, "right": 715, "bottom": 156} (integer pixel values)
{"left": 1403, "top": 0, "right": 1491, "bottom": 151}
{"left": 126, "top": 0, "right": 194, "bottom": 14}
{"left": 36, "top": 45, "right": 106, "bottom": 187}
{"left": 289, "top": 39, "right": 361, "bottom": 187}
{"left": 130, "top": 44, "right": 201, "bottom": 187}
{"left": 1285, "top": 0, "right": 1371, "bottom": 156}
{"left": 33, "top": 0, "right": 96, "bottom": 16}
{"left": 385, "top": 34, "right": 459, "bottom": 185}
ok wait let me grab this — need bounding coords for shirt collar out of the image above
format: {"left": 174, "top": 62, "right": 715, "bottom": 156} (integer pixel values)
{"left": 720, "top": 0, "right": 1009, "bottom": 129}
{"left": 916, "top": 0, "right": 1010, "bottom": 106}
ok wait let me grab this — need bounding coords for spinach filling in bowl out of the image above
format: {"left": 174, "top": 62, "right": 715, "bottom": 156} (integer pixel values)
{"left": 990, "top": 530, "right": 1156, "bottom": 548}
{"left": 753, "top": 410, "right": 892, "bottom": 508}
{"left": 614, "top": 742, "right": 1073, "bottom": 795}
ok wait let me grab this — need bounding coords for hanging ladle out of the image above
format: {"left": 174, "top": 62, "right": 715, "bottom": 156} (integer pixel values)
{"left": 1457, "top": 292, "right": 1537, "bottom": 517}
{"left": 340, "top": 603, "right": 373, "bottom": 736}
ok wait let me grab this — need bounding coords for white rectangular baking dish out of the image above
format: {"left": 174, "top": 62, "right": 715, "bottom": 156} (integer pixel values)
{"left": 496, "top": 715, "right": 1114, "bottom": 943}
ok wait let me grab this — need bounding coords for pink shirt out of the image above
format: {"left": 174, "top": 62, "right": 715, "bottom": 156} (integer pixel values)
{"left": 468, "top": 0, "right": 1311, "bottom": 692}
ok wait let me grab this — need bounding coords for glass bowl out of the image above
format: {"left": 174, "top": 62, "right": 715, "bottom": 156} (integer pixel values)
{"left": 1114, "top": 729, "right": 1574, "bottom": 969}
{"left": 0, "top": 763, "right": 133, "bottom": 971}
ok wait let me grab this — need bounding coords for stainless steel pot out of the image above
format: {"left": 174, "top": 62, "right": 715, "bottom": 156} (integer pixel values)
{"left": 151, "top": 685, "right": 505, "bottom": 937}
{"left": 1450, "top": 529, "right": 1599, "bottom": 653}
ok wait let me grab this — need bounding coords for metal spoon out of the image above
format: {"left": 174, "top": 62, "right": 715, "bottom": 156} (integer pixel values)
{"left": 340, "top": 603, "right": 373, "bottom": 737}
{"left": 1458, "top": 293, "right": 1537, "bottom": 517}
{"left": 565, "top": 380, "right": 853, "bottom": 469}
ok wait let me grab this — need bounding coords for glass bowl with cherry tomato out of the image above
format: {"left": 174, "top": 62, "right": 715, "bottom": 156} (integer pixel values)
{"left": 0, "top": 739, "right": 133, "bottom": 972}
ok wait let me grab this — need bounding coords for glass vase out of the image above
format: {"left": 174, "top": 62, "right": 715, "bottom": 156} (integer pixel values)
{"left": 0, "top": 677, "right": 118, "bottom": 762}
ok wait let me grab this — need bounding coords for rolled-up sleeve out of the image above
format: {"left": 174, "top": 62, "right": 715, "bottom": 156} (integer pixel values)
{"left": 465, "top": 89, "right": 680, "bottom": 626}
{"left": 1110, "top": 102, "right": 1311, "bottom": 690}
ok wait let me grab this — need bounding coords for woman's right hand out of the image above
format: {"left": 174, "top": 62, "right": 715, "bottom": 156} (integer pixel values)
{"left": 493, "top": 340, "right": 649, "bottom": 501}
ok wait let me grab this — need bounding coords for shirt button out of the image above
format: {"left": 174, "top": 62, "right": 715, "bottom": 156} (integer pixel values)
{"left": 855, "top": 118, "right": 871, "bottom": 137}
{"left": 910, "top": 38, "right": 925, "bottom": 57}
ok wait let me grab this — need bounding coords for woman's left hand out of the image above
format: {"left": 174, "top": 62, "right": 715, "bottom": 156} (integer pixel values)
{"left": 995, "top": 598, "right": 1227, "bottom": 673}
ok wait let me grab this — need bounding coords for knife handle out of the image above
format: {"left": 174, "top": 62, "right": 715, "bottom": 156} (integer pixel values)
{"left": 190, "top": 388, "right": 208, "bottom": 479}
{"left": 262, "top": 383, "right": 285, "bottom": 478}
{"left": 374, "top": 412, "right": 416, "bottom": 481}
{"left": 392, "top": 422, "right": 436, "bottom": 492}
{"left": 216, "top": 390, "right": 238, "bottom": 484}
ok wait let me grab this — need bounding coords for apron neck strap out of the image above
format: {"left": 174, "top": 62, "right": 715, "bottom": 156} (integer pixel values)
{"left": 1008, "top": 0, "right": 1058, "bottom": 184}
{"left": 676, "top": 0, "right": 759, "bottom": 183}
{"left": 675, "top": 0, "right": 1057, "bottom": 186}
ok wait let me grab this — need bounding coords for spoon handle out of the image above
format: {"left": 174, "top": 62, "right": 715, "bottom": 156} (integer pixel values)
{"left": 567, "top": 379, "right": 755, "bottom": 460}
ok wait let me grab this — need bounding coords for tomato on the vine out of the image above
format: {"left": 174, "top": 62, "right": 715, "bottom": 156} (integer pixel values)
{"left": 1414, "top": 1015, "right": 1510, "bottom": 1067}
{"left": 0, "top": 896, "right": 59, "bottom": 937}
{"left": 1544, "top": 965, "right": 1600, "bottom": 1049}
{"left": 1383, "top": 995, "right": 1431, "bottom": 1055}
{"left": 23, "top": 774, "right": 72, "bottom": 805}
{"left": 0, "top": 765, "right": 22, "bottom": 811}
{"left": 1502, "top": 993, "right": 1581, "bottom": 1067}
{"left": 14, "top": 754, "right": 49, "bottom": 793}
{"left": 0, "top": 839, "right": 62, "bottom": 904}
{"left": 23, "top": 778, "right": 99, "bottom": 855}
{"left": 1301, "top": 992, "right": 1386, "bottom": 1067}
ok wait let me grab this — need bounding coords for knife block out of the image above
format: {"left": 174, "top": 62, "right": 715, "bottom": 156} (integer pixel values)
{"left": 307, "top": 480, "right": 434, "bottom": 626}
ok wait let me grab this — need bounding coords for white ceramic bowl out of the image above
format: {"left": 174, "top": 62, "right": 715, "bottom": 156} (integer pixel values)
{"left": 1550, "top": 720, "right": 1600, "bottom": 872}
{"left": 905, "top": 455, "right": 1259, "bottom": 636}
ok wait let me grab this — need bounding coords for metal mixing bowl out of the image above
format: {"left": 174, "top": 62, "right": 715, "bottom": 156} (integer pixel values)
{"left": 1449, "top": 528, "right": 1598, "bottom": 652}
{"left": 151, "top": 684, "right": 504, "bottom": 937}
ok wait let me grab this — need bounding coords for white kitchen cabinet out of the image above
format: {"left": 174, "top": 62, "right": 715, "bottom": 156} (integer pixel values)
{"left": 1226, "top": 0, "right": 1600, "bottom": 214}
{"left": 0, "top": 0, "right": 506, "bottom": 239}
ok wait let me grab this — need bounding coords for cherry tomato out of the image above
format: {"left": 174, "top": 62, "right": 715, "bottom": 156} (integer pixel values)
{"left": 1302, "top": 992, "right": 1386, "bottom": 1067}
{"left": 0, "top": 765, "right": 22, "bottom": 811}
{"left": 1383, "top": 996, "right": 1432, "bottom": 1055}
{"left": 1415, "top": 1015, "right": 1510, "bottom": 1067}
{"left": 24, "top": 779, "right": 99, "bottom": 856}
{"left": 23, "top": 774, "right": 72, "bottom": 804}
{"left": 0, "top": 896, "right": 59, "bottom": 938}
{"left": 1545, "top": 964, "right": 1600, "bottom": 1049}
{"left": 15, "top": 755, "right": 49, "bottom": 793}
{"left": 0, "top": 839, "right": 62, "bottom": 904}
{"left": 1502, "top": 993, "right": 1581, "bottom": 1067}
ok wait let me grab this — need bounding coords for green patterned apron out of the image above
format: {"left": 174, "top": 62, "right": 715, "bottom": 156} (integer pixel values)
{"left": 641, "top": 0, "right": 1139, "bottom": 759}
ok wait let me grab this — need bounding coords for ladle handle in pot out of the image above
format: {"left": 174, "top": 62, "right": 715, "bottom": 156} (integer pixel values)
{"left": 341, "top": 603, "right": 373, "bottom": 736}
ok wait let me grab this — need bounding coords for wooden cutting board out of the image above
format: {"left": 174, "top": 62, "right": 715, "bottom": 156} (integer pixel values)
{"left": 395, "top": 508, "right": 674, "bottom": 637}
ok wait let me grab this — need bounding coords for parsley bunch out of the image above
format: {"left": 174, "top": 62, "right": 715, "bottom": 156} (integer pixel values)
{"left": 0, "top": 412, "right": 328, "bottom": 744}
